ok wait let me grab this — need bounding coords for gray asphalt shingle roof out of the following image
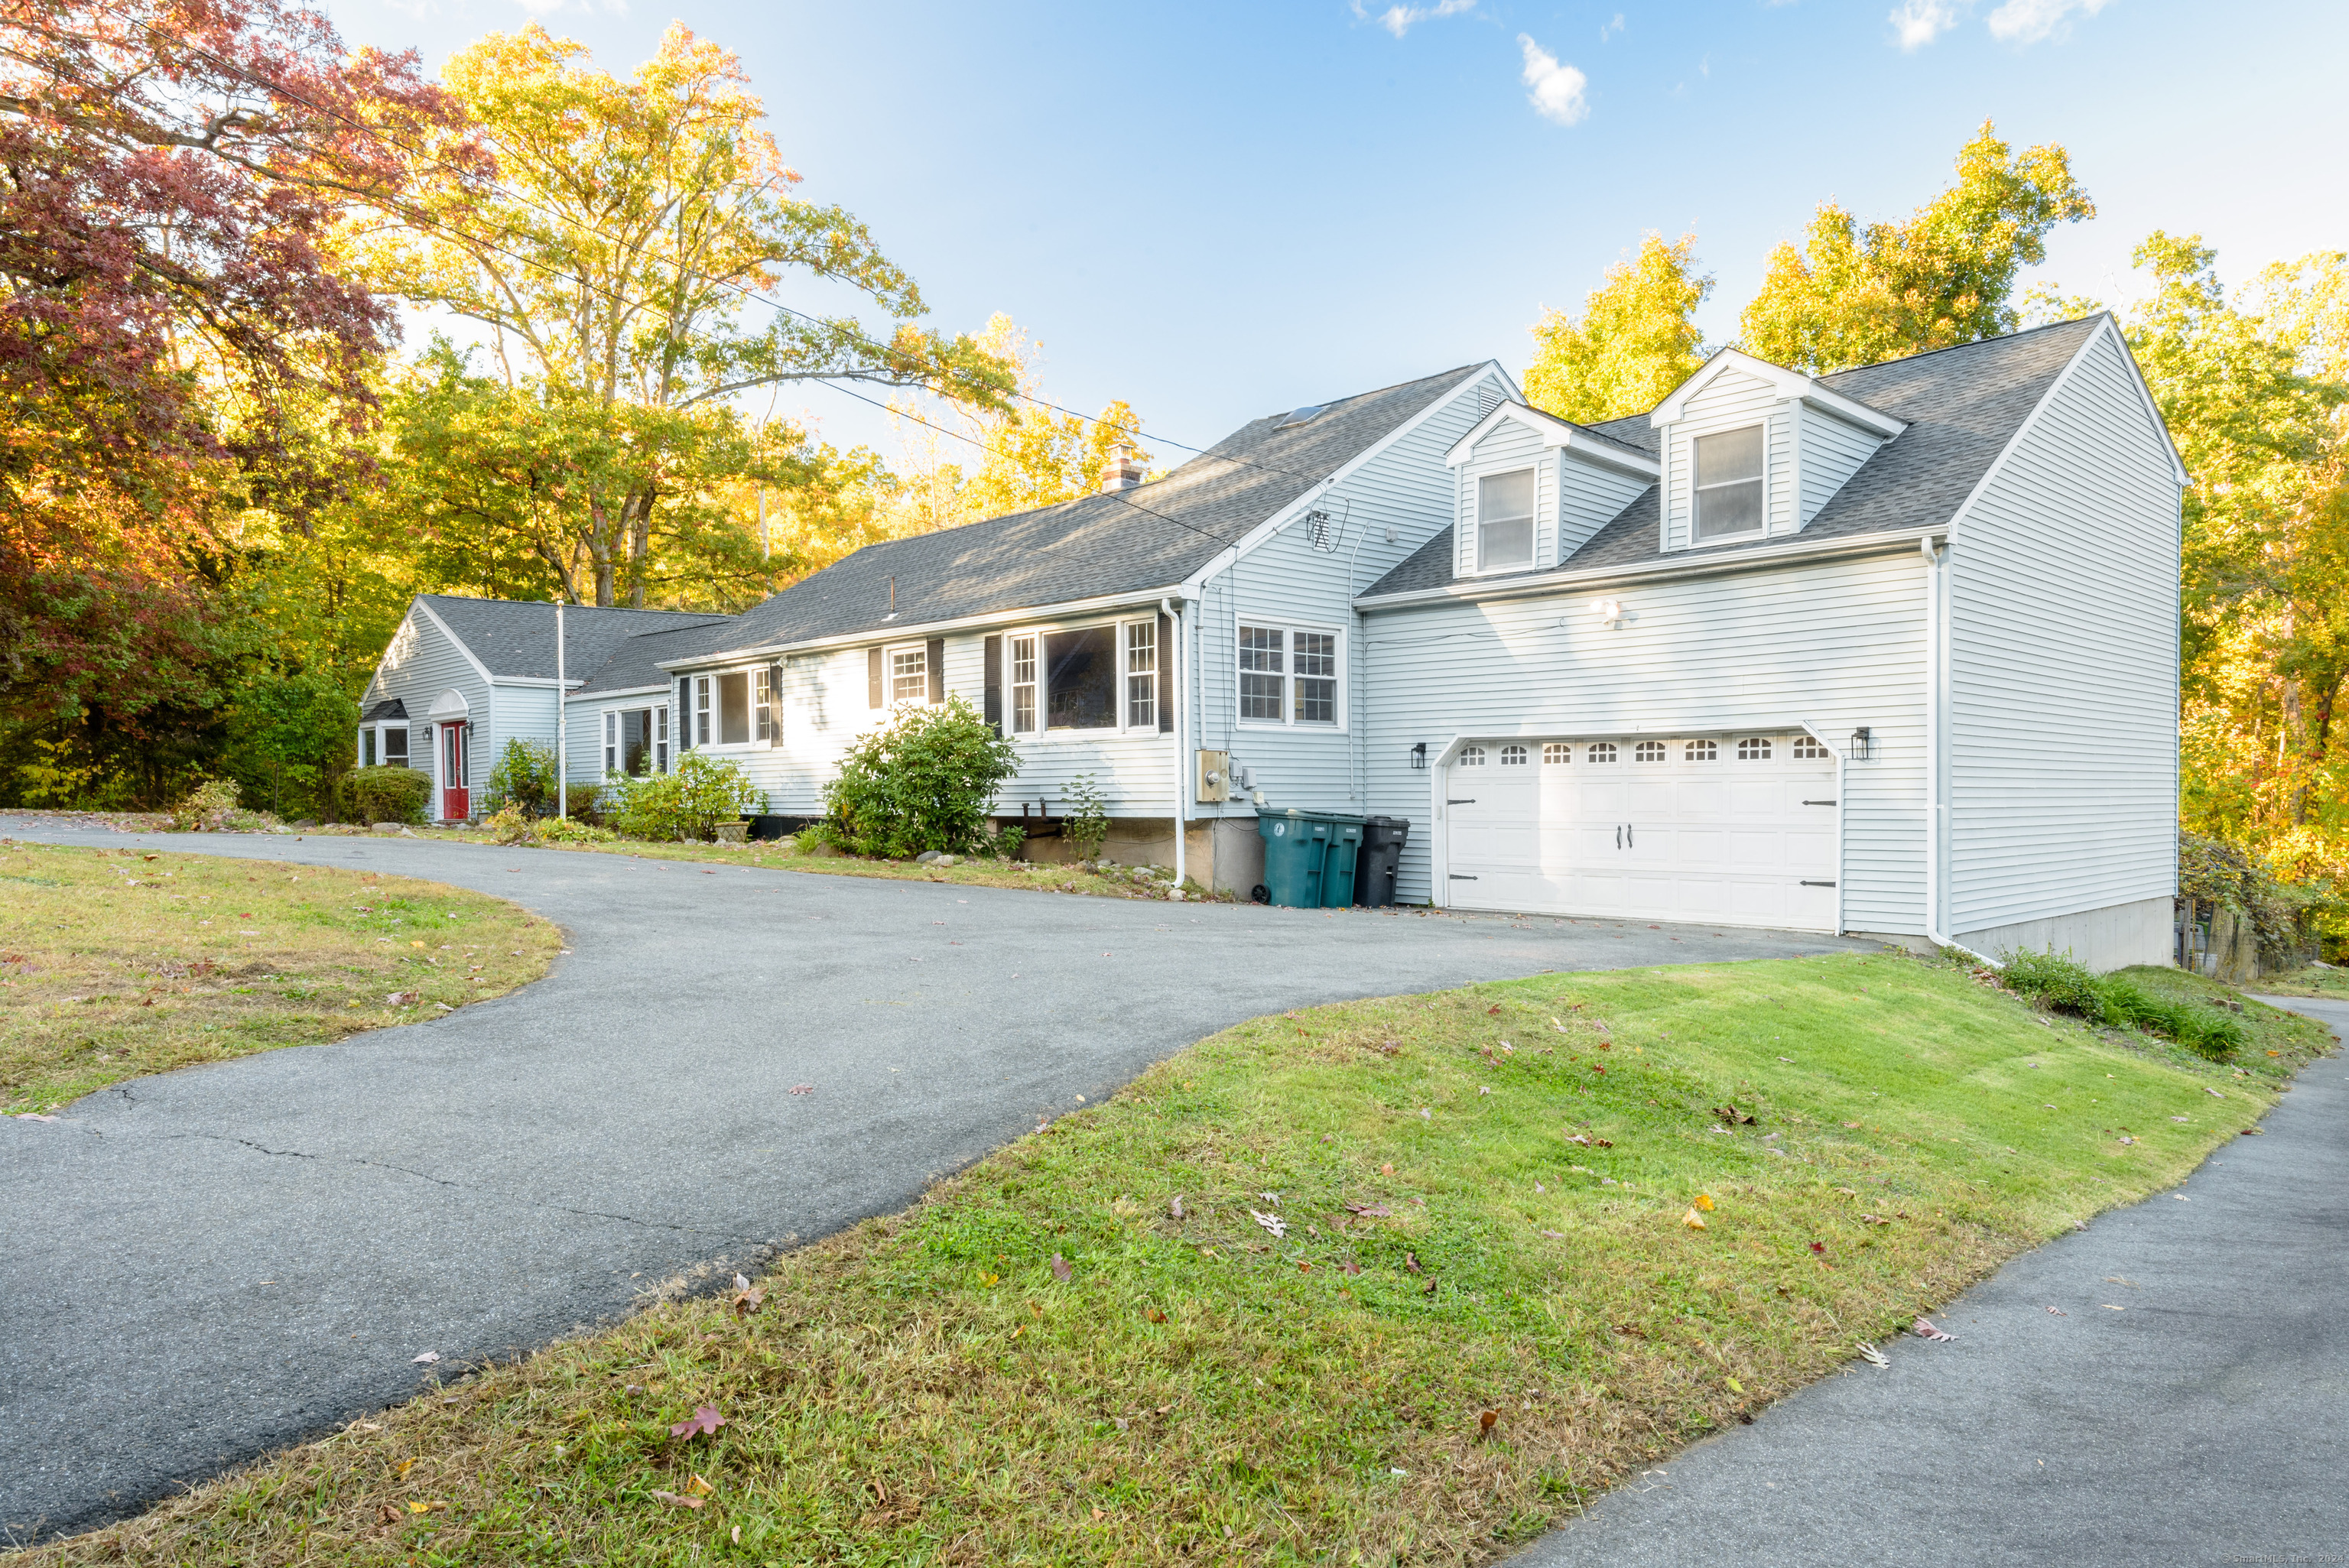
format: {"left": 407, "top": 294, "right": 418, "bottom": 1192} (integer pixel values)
{"left": 417, "top": 596, "right": 730, "bottom": 683}
{"left": 1360, "top": 317, "right": 2110, "bottom": 601}
{"left": 571, "top": 618, "right": 740, "bottom": 696}
{"left": 677, "top": 365, "right": 1488, "bottom": 662}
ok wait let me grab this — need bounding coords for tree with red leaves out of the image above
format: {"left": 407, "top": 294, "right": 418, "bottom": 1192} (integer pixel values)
{"left": 0, "top": 0, "right": 461, "bottom": 801}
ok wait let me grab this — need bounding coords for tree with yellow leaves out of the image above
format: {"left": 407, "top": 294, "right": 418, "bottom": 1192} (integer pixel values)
{"left": 1523, "top": 233, "right": 1713, "bottom": 424}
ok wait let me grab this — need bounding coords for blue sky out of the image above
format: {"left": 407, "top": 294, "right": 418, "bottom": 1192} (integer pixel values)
{"left": 323, "top": 0, "right": 2349, "bottom": 462}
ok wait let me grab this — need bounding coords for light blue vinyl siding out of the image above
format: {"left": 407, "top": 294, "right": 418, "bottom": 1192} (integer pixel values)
{"left": 1453, "top": 417, "right": 1551, "bottom": 578}
{"left": 1191, "top": 368, "right": 1502, "bottom": 820}
{"left": 1659, "top": 368, "right": 1783, "bottom": 550}
{"left": 1944, "top": 326, "right": 2181, "bottom": 936}
{"left": 1360, "top": 551, "right": 1931, "bottom": 932}
{"left": 1556, "top": 455, "right": 1652, "bottom": 562}
{"left": 1797, "top": 404, "right": 1886, "bottom": 527}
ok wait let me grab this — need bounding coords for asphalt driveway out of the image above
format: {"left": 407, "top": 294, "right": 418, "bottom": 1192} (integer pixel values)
{"left": 0, "top": 823, "right": 1865, "bottom": 1542}
{"left": 1513, "top": 993, "right": 2349, "bottom": 1568}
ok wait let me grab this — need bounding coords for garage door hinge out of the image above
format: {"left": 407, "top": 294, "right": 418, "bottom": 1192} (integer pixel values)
{"left": 1448, "top": 873, "right": 1479, "bottom": 880}
{"left": 1800, "top": 880, "right": 1837, "bottom": 888}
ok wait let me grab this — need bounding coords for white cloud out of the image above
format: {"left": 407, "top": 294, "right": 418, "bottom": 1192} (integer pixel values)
{"left": 1986, "top": 0, "right": 2111, "bottom": 44}
{"left": 1889, "top": 0, "right": 1966, "bottom": 49}
{"left": 1353, "top": 0, "right": 1474, "bottom": 38}
{"left": 1518, "top": 34, "right": 1589, "bottom": 126}
{"left": 1599, "top": 12, "right": 1625, "bottom": 41}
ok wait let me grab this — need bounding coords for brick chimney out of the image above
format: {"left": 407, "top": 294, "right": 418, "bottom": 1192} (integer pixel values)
{"left": 1100, "top": 443, "right": 1144, "bottom": 493}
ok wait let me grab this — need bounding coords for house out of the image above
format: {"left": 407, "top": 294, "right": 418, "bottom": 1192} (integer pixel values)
{"left": 357, "top": 596, "right": 729, "bottom": 822}
{"left": 359, "top": 313, "right": 2183, "bottom": 971}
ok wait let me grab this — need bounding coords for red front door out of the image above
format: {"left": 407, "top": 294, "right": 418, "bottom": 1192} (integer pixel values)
{"left": 440, "top": 723, "right": 469, "bottom": 820}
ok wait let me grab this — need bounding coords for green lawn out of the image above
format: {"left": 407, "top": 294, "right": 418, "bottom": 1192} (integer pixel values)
{"left": 2, "top": 839, "right": 560, "bottom": 1115}
{"left": 30, "top": 950, "right": 2331, "bottom": 1566}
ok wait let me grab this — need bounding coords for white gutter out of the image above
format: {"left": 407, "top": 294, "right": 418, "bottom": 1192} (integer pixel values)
{"left": 1917, "top": 537, "right": 1997, "bottom": 967}
{"left": 1162, "top": 596, "right": 1187, "bottom": 892}
{"left": 1354, "top": 527, "right": 1948, "bottom": 612}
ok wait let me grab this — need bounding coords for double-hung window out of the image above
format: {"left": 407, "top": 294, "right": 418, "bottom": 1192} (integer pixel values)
{"left": 360, "top": 729, "right": 377, "bottom": 768}
{"left": 889, "top": 644, "right": 928, "bottom": 704}
{"left": 693, "top": 672, "right": 756, "bottom": 745}
{"left": 1124, "top": 621, "right": 1157, "bottom": 729}
{"left": 1477, "top": 468, "right": 1536, "bottom": 571}
{"left": 603, "top": 711, "right": 620, "bottom": 774}
{"left": 754, "top": 667, "right": 774, "bottom": 742}
{"left": 1237, "top": 623, "right": 1340, "bottom": 728}
{"left": 694, "top": 677, "right": 713, "bottom": 746}
{"left": 382, "top": 726, "right": 408, "bottom": 768}
{"left": 1009, "top": 634, "right": 1038, "bottom": 734}
{"left": 603, "top": 708, "right": 669, "bottom": 775}
{"left": 1693, "top": 425, "right": 1765, "bottom": 540}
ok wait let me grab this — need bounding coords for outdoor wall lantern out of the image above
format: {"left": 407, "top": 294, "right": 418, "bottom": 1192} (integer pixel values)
{"left": 1409, "top": 742, "right": 1428, "bottom": 770}
{"left": 1592, "top": 598, "right": 1624, "bottom": 627}
{"left": 1847, "top": 726, "right": 1875, "bottom": 761}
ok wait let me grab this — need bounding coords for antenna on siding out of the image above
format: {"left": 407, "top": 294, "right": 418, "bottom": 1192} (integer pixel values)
{"left": 1305, "top": 496, "right": 1349, "bottom": 554}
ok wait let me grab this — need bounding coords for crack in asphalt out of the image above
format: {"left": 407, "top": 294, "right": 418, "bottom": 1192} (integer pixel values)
{"left": 187, "top": 1131, "right": 731, "bottom": 1237}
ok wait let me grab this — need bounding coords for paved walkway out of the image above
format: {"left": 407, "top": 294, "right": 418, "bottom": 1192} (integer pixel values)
{"left": 0, "top": 824, "right": 1864, "bottom": 1542}
{"left": 1513, "top": 994, "right": 2349, "bottom": 1568}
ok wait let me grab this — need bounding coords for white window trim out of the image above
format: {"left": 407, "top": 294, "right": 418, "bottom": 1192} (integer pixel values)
{"left": 1000, "top": 615, "right": 1165, "bottom": 742}
{"left": 1470, "top": 463, "right": 1541, "bottom": 575}
{"left": 1688, "top": 420, "right": 1769, "bottom": 549}
{"left": 359, "top": 722, "right": 411, "bottom": 769}
{"left": 691, "top": 668, "right": 775, "bottom": 750}
{"left": 882, "top": 641, "right": 935, "bottom": 709}
{"left": 1232, "top": 614, "right": 1347, "bottom": 732}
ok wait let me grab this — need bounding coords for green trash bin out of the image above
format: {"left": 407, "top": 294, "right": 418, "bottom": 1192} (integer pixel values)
{"left": 1255, "top": 810, "right": 1366, "bottom": 907}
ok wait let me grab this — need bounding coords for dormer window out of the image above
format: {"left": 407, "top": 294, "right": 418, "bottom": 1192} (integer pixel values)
{"left": 1478, "top": 469, "right": 1537, "bottom": 570}
{"left": 1694, "top": 426, "right": 1764, "bottom": 541}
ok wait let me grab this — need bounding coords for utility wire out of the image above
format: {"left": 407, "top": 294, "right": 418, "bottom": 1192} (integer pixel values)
{"left": 105, "top": 5, "right": 1340, "bottom": 489}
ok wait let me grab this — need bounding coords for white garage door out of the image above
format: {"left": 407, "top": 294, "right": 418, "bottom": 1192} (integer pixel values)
{"left": 1441, "top": 732, "right": 1841, "bottom": 930}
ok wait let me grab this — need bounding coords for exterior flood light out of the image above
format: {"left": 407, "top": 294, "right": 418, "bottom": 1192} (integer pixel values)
{"left": 1593, "top": 598, "right": 1623, "bottom": 626}
{"left": 1848, "top": 726, "right": 1875, "bottom": 761}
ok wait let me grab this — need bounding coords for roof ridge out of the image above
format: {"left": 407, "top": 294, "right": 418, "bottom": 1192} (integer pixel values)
{"left": 1815, "top": 313, "right": 2106, "bottom": 387}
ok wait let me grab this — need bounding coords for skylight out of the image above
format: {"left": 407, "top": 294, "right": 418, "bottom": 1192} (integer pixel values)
{"left": 1276, "top": 404, "right": 1327, "bottom": 429}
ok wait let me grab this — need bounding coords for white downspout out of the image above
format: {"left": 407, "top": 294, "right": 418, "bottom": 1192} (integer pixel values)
{"left": 1920, "top": 537, "right": 1995, "bottom": 966}
{"left": 1162, "top": 596, "right": 1187, "bottom": 892}
{"left": 555, "top": 599, "right": 567, "bottom": 822}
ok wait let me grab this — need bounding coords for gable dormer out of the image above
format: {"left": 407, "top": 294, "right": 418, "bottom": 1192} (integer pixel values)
{"left": 1443, "top": 401, "right": 1659, "bottom": 578}
{"left": 1648, "top": 350, "right": 1906, "bottom": 552}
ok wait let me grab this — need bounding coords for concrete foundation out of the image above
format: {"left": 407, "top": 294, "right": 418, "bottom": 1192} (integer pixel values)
{"left": 1954, "top": 894, "right": 2175, "bottom": 974}
{"left": 1004, "top": 815, "right": 1268, "bottom": 898}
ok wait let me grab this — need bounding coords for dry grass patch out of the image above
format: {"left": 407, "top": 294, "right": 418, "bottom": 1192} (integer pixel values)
{"left": 25, "top": 950, "right": 2328, "bottom": 1565}
{"left": 2, "top": 839, "right": 560, "bottom": 1114}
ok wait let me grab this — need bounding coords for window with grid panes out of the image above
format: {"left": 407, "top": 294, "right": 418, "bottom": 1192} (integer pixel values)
{"left": 1587, "top": 742, "right": 1618, "bottom": 762}
{"left": 1238, "top": 624, "right": 1338, "bottom": 726}
{"left": 889, "top": 645, "right": 928, "bottom": 705}
{"left": 1543, "top": 742, "right": 1571, "bottom": 764}
{"left": 1635, "top": 740, "right": 1666, "bottom": 761}
{"left": 1737, "top": 736, "right": 1773, "bottom": 760}
{"left": 1009, "top": 635, "right": 1038, "bottom": 734}
{"left": 1124, "top": 621, "right": 1156, "bottom": 729}
{"left": 1685, "top": 739, "right": 1717, "bottom": 761}
{"left": 1793, "top": 735, "right": 1830, "bottom": 759}
{"left": 1500, "top": 744, "right": 1528, "bottom": 765}
{"left": 1238, "top": 625, "right": 1283, "bottom": 721}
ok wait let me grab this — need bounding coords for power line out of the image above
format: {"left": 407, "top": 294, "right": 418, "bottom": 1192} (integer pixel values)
{"left": 102, "top": 6, "right": 1338, "bottom": 489}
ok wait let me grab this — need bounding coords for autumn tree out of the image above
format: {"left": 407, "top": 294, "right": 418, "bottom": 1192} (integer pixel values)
{"left": 0, "top": 0, "right": 455, "bottom": 803}
{"left": 1524, "top": 234, "right": 1711, "bottom": 424}
{"left": 882, "top": 313, "right": 1149, "bottom": 534}
{"left": 368, "top": 24, "right": 1012, "bottom": 607}
{"left": 1740, "top": 121, "right": 2094, "bottom": 374}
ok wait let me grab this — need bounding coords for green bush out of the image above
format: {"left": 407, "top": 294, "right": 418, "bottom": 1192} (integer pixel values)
{"left": 821, "top": 696, "right": 1019, "bottom": 859}
{"left": 609, "top": 752, "right": 763, "bottom": 842}
{"left": 167, "top": 779, "right": 278, "bottom": 833}
{"left": 1062, "top": 773, "right": 1110, "bottom": 862}
{"left": 338, "top": 766, "right": 430, "bottom": 825}
{"left": 1997, "top": 946, "right": 2247, "bottom": 1059}
{"left": 483, "top": 739, "right": 559, "bottom": 818}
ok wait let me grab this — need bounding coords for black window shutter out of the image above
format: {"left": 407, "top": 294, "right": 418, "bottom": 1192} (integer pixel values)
{"left": 1157, "top": 612, "right": 1175, "bottom": 732}
{"left": 926, "top": 637, "right": 945, "bottom": 703}
{"left": 677, "top": 678, "right": 693, "bottom": 750}
{"left": 983, "top": 635, "right": 1002, "bottom": 731}
{"left": 867, "top": 648, "right": 883, "bottom": 707}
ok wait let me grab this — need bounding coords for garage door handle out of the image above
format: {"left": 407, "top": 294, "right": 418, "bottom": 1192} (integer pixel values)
{"left": 1447, "top": 798, "right": 1476, "bottom": 805}
{"left": 1800, "top": 880, "right": 1837, "bottom": 888}
{"left": 1448, "top": 873, "right": 1479, "bottom": 880}
{"left": 1802, "top": 799, "right": 1837, "bottom": 806}
{"left": 1615, "top": 825, "right": 1621, "bottom": 850}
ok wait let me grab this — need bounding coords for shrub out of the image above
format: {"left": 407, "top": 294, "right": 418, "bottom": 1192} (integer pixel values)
{"left": 535, "top": 814, "right": 616, "bottom": 844}
{"left": 1062, "top": 773, "right": 1110, "bottom": 862}
{"left": 167, "top": 779, "right": 277, "bottom": 833}
{"left": 483, "top": 739, "right": 559, "bottom": 818}
{"left": 822, "top": 696, "right": 1019, "bottom": 859}
{"left": 338, "top": 766, "right": 430, "bottom": 825}
{"left": 1996, "top": 946, "right": 2247, "bottom": 1058}
{"left": 609, "top": 752, "right": 764, "bottom": 842}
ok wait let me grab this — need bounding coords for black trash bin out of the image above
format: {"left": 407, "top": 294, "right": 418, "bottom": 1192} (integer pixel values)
{"left": 1353, "top": 816, "right": 1411, "bottom": 907}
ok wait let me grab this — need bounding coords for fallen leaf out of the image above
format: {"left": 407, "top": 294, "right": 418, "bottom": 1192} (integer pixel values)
{"left": 1681, "top": 1208, "right": 1708, "bottom": 1230}
{"left": 2046, "top": 1306, "right": 2068, "bottom": 1315}
{"left": 1249, "top": 1210, "right": 1287, "bottom": 1240}
{"left": 1404, "top": 1250, "right": 1423, "bottom": 1273}
{"left": 670, "top": 1406, "right": 726, "bottom": 1440}
{"left": 2206, "top": 1087, "right": 2226, "bottom": 1098}
{"left": 1343, "top": 1202, "right": 1391, "bottom": 1218}
{"left": 1380, "top": 1163, "right": 1395, "bottom": 1176}
{"left": 650, "top": 1490, "right": 704, "bottom": 1509}
{"left": 411, "top": 1351, "right": 439, "bottom": 1364}
{"left": 385, "top": 991, "right": 419, "bottom": 1006}
{"left": 1611, "top": 1323, "right": 1646, "bottom": 1338}
{"left": 1146, "top": 1308, "right": 1167, "bottom": 1323}
{"left": 1860, "top": 1213, "right": 1892, "bottom": 1226}
{"left": 684, "top": 1472, "right": 716, "bottom": 1497}
{"left": 730, "top": 1274, "right": 765, "bottom": 1317}
{"left": 1809, "top": 1241, "right": 1827, "bottom": 1255}
{"left": 1856, "top": 1343, "right": 1889, "bottom": 1368}
{"left": 1257, "top": 1190, "right": 1281, "bottom": 1206}
{"left": 1694, "top": 1193, "right": 1715, "bottom": 1211}
{"left": 1486, "top": 1005, "right": 1502, "bottom": 1015}
{"left": 1168, "top": 1194, "right": 1184, "bottom": 1220}
{"left": 1541, "top": 1229, "right": 1566, "bottom": 1239}
{"left": 1834, "top": 1187, "right": 1858, "bottom": 1197}
{"left": 1912, "top": 1317, "right": 1955, "bottom": 1341}
{"left": 1477, "top": 1409, "right": 1498, "bottom": 1438}
{"left": 788, "top": 1084, "right": 815, "bottom": 1096}
{"left": 1341, "top": 1258, "right": 1362, "bottom": 1275}
{"left": 1051, "top": 1252, "right": 1074, "bottom": 1283}
{"left": 407, "top": 1500, "right": 447, "bottom": 1514}
{"left": 1712, "top": 1102, "right": 1756, "bottom": 1126}
{"left": 2101, "top": 1303, "right": 2126, "bottom": 1310}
